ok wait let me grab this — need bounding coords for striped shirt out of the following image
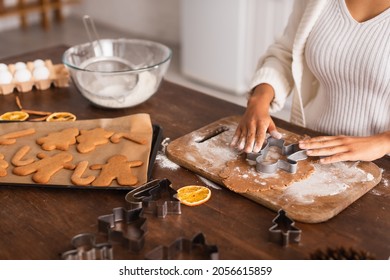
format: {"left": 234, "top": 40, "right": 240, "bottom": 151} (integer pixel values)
{"left": 304, "top": 0, "right": 390, "bottom": 136}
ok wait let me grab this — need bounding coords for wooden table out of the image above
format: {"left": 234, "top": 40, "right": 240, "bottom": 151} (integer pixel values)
{"left": 0, "top": 46, "right": 389, "bottom": 260}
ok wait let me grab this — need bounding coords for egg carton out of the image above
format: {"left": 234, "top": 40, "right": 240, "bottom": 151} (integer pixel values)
{"left": 0, "top": 59, "right": 70, "bottom": 95}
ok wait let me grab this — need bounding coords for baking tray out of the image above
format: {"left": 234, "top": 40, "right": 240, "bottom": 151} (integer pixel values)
{"left": 148, "top": 124, "right": 164, "bottom": 180}
{"left": 0, "top": 123, "right": 163, "bottom": 190}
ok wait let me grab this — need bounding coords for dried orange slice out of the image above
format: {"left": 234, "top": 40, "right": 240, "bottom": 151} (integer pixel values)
{"left": 176, "top": 185, "right": 211, "bottom": 206}
{"left": 46, "top": 112, "right": 76, "bottom": 122}
{"left": 0, "top": 111, "right": 29, "bottom": 121}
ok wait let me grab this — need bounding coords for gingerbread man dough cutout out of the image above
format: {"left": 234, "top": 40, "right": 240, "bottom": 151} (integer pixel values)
{"left": 0, "top": 153, "right": 9, "bottom": 177}
{"left": 110, "top": 132, "right": 147, "bottom": 145}
{"left": 90, "top": 155, "right": 143, "bottom": 187}
{"left": 13, "top": 152, "right": 75, "bottom": 184}
{"left": 71, "top": 161, "right": 95, "bottom": 186}
{"left": 0, "top": 128, "right": 36, "bottom": 145}
{"left": 11, "top": 145, "right": 35, "bottom": 166}
{"left": 37, "top": 128, "right": 79, "bottom": 151}
{"left": 76, "top": 128, "right": 114, "bottom": 153}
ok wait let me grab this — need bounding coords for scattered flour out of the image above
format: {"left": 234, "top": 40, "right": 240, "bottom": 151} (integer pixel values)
{"left": 381, "top": 169, "right": 389, "bottom": 188}
{"left": 185, "top": 154, "right": 196, "bottom": 162}
{"left": 370, "top": 168, "right": 389, "bottom": 196}
{"left": 197, "top": 175, "right": 222, "bottom": 190}
{"left": 188, "top": 130, "right": 238, "bottom": 167}
{"left": 196, "top": 143, "right": 238, "bottom": 167}
{"left": 254, "top": 179, "right": 267, "bottom": 186}
{"left": 284, "top": 162, "right": 375, "bottom": 204}
{"left": 155, "top": 151, "right": 180, "bottom": 170}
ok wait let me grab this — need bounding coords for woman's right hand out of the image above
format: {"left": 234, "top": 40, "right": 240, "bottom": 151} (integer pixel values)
{"left": 230, "top": 84, "right": 282, "bottom": 153}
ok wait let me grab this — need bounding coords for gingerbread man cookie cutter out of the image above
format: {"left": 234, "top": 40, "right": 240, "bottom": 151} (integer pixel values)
{"left": 98, "top": 207, "right": 147, "bottom": 253}
{"left": 246, "top": 137, "right": 307, "bottom": 174}
{"left": 61, "top": 233, "right": 113, "bottom": 260}
{"left": 145, "top": 232, "right": 219, "bottom": 260}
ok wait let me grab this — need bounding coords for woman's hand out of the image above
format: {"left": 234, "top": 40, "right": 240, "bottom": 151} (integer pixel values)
{"left": 230, "top": 84, "right": 282, "bottom": 153}
{"left": 299, "top": 131, "right": 390, "bottom": 163}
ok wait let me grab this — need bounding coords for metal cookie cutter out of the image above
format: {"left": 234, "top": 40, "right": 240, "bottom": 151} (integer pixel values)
{"left": 269, "top": 209, "right": 301, "bottom": 247}
{"left": 125, "top": 178, "right": 181, "bottom": 218}
{"left": 98, "top": 207, "right": 147, "bottom": 253}
{"left": 247, "top": 137, "right": 307, "bottom": 174}
{"left": 61, "top": 233, "right": 113, "bottom": 260}
{"left": 145, "top": 232, "right": 219, "bottom": 260}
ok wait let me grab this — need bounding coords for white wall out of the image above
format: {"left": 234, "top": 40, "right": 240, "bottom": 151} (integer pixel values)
{"left": 181, "top": 0, "right": 257, "bottom": 94}
{"left": 70, "top": 0, "right": 293, "bottom": 95}
{"left": 253, "top": 0, "right": 294, "bottom": 65}
{"left": 71, "top": 0, "right": 181, "bottom": 46}
{"left": 0, "top": 0, "right": 293, "bottom": 97}
{"left": 180, "top": 0, "right": 293, "bottom": 94}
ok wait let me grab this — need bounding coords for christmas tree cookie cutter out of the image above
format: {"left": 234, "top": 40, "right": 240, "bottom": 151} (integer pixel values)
{"left": 125, "top": 178, "right": 181, "bottom": 218}
{"left": 269, "top": 209, "right": 301, "bottom": 247}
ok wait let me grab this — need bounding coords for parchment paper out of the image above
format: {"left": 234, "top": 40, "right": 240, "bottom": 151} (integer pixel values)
{"left": 0, "top": 114, "right": 153, "bottom": 188}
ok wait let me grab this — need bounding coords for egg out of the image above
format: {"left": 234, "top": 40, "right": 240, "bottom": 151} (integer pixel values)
{"left": 14, "top": 62, "right": 27, "bottom": 70}
{"left": 33, "top": 66, "right": 50, "bottom": 80}
{"left": 33, "top": 59, "right": 45, "bottom": 68}
{"left": 0, "top": 63, "right": 8, "bottom": 72}
{"left": 0, "top": 70, "right": 13, "bottom": 84}
{"left": 14, "top": 68, "right": 32, "bottom": 82}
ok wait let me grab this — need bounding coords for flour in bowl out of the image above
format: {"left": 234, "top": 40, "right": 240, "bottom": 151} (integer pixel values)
{"left": 78, "top": 71, "right": 157, "bottom": 108}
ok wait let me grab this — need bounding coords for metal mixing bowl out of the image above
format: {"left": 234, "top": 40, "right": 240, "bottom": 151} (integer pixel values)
{"left": 62, "top": 38, "right": 172, "bottom": 108}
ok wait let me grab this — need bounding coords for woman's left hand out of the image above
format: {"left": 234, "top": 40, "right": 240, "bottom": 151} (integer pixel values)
{"left": 298, "top": 132, "right": 390, "bottom": 164}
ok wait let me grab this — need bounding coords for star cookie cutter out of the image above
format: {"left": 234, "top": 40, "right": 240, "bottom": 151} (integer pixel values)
{"left": 125, "top": 178, "right": 181, "bottom": 218}
{"left": 246, "top": 137, "right": 307, "bottom": 174}
{"left": 98, "top": 207, "right": 147, "bottom": 253}
{"left": 269, "top": 209, "right": 301, "bottom": 247}
{"left": 145, "top": 232, "right": 219, "bottom": 260}
{"left": 61, "top": 233, "right": 113, "bottom": 260}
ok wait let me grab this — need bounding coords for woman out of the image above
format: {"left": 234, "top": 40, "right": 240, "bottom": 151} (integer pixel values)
{"left": 231, "top": 0, "right": 390, "bottom": 163}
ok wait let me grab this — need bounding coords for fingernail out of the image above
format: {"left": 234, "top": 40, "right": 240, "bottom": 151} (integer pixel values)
{"left": 319, "top": 157, "right": 329, "bottom": 164}
{"left": 252, "top": 146, "right": 261, "bottom": 153}
{"left": 270, "top": 131, "right": 282, "bottom": 139}
{"left": 319, "top": 158, "right": 326, "bottom": 164}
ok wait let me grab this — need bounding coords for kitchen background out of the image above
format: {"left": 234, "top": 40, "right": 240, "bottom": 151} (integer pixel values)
{"left": 0, "top": 0, "right": 293, "bottom": 120}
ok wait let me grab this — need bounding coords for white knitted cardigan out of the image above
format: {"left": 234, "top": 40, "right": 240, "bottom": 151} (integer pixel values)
{"left": 250, "top": 0, "right": 327, "bottom": 127}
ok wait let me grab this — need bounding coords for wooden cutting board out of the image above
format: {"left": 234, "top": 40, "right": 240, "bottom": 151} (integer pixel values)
{"left": 166, "top": 115, "right": 382, "bottom": 223}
